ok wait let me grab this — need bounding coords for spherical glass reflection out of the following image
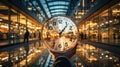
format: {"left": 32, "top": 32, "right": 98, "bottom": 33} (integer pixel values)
{"left": 42, "top": 16, "right": 78, "bottom": 53}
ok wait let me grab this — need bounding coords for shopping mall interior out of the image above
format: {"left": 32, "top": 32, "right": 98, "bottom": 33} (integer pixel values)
{"left": 0, "top": 0, "right": 120, "bottom": 67}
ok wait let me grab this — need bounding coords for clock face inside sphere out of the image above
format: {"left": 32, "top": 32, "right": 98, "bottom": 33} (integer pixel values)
{"left": 42, "top": 16, "right": 78, "bottom": 53}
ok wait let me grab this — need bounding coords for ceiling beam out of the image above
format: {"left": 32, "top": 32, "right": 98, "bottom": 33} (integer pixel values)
{"left": 44, "top": 0, "right": 52, "bottom": 18}
{"left": 36, "top": 0, "right": 48, "bottom": 19}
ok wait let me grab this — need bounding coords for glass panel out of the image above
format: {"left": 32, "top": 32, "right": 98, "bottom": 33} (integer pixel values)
{"left": 78, "top": 1, "right": 120, "bottom": 45}
{"left": 0, "top": 2, "right": 9, "bottom": 45}
{"left": 89, "top": 16, "right": 99, "bottom": 41}
{"left": 51, "top": 10, "right": 67, "bottom": 13}
{"left": 51, "top": 11, "right": 67, "bottom": 14}
{"left": 50, "top": 6, "right": 68, "bottom": 10}
{"left": 99, "top": 10, "right": 109, "bottom": 43}
{"left": 48, "top": 1, "right": 69, "bottom": 6}
{"left": 110, "top": 2, "right": 120, "bottom": 45}
{"left": 0, "top": 52, "right": 9, "bottom": 67}
{"left": 51, "top": 12, "right": 66, "bottom": 15}
{"left": 19, "top": 14, "right": 26, "bottom": 40}
{"left": 10, "top": 9, "right": 19, "bottom": 43}
{"left": 40, "top": 0, "right": 51, "bottom": 18}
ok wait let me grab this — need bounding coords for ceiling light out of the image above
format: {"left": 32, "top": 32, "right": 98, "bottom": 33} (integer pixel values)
{"left": 105, "top": 22, "right": 108, "bottom": 24}
{"left": 16, "top": 24, "right": 18, "bottom": 26}
{"left": 28, "top": 7, "right": 32, "bottom": 11}
{"left": 91, "top": 53, "right": 94, "bottom": 55}
{"left": 101, "top": 53, "right": 104, "bottom": 55}
{"left": 109, "top": 20, "right": 112, "bottom": 23}
{"left": 100, "top": 56, "right": 102, "bottom": 59}
{"left": 105, "top": 55, "right": 108, "bottom": 58}
{"left": 78, "top": 12, "right": 84, "bottom": 15}
{"left": 112, "top": 9, "right": 120, "bottom": 13}
{"left": 0, "top": 18, "right": 3, "bottom": 21}
{"left": 109, "top": 57, "right": 112, "bottom": 59}
{"left": 1, "top": 25, "right": 8, "bottom": 28}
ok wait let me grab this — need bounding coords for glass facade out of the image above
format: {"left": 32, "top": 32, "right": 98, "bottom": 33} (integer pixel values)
{"left": 74, "top": 0, "right": 101, "bottom": 19}
{"left": 21, "top": 0, "right": 46, "bottom": 22}
{"left": 78, "top": 2, "right": 120, "bottom": 45}
{"left": 0, "top": 2, "right": 42, "bottom": 45}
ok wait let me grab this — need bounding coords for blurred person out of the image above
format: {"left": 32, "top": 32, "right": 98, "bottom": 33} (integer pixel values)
{"left": 39, "top": 32, "right": 41, "bottom": 40}
{"left": 24, "top": 29, "right": 30, "bottom": 43}
{"left": 79, "top": 32, "right": 83, "bottom": 40}
{"left": 0, "top": 31, "right": 2, "bottom": 40}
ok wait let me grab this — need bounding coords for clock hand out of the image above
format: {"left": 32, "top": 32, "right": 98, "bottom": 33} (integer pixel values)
{"left": 59, "top": 22, "right": 68, "bottom": 36}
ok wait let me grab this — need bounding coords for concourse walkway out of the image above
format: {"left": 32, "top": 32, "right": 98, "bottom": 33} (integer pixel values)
{"left": 0, "top": 0, "right": 120, "bottom": 67}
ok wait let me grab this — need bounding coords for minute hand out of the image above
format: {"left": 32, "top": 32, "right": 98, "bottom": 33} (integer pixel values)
{"left": 59, "top": 22, "right": 68, "bottom": 35}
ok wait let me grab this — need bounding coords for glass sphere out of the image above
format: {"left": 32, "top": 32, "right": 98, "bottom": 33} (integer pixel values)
{"left": 42, "top": 16, "right": 78, "bottom": 53}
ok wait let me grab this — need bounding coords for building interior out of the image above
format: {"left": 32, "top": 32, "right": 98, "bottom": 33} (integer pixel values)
{"left": 0, "top": 0, "right": 120, "bottom": 67}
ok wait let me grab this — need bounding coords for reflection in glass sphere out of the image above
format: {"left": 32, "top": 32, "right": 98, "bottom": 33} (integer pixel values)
{"left": 42, "top": 16, "right": 78, "bottom": 53}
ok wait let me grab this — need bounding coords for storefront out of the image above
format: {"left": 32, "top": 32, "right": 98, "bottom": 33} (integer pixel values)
{"left": 0, "top": 2, "right": 42, "bottom": 44}
{"left": 78, "top": 2, "right": 120, "bottom": 45}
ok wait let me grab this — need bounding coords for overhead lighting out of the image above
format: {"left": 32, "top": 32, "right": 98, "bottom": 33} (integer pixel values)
{"left": 112, "top": 9, "right": 120, "bottom": 13}
{"left": 105, "top": 21, "right": 108, "bottom": 24}
{"left": 105, "top": 55, "right": 108, "bottom": 58}
{"left": 101, "top": 53, "right": 104, "bottom": 55}
{"left": 28, "top": 7, "right": 32, "bottom": 11}
{"left": 109, "top": 57, "right": 112, "bottom": 60}
{"left": 109, "top": 20, "right": 112, "bottom": 23}
{"left": 78, "top": 12, "right": 84, "bottom": 15}
{"left": 2, "top": 57, "right": 8, "bottom": 61}
{"left": 1, "top": 25, "right": 8, "bottom": 28}
{"left": 75, "top": 16, "right": 81, "bottom": 19}
{"left": 91, "top": 53, "right": 94, "bottom": 55}
{"left": 100, "top": 56, "right": 102, "bottom": 59}
{"left": 16, "top": 24, "right": 18, "bottom": 26}
{"left": 0, "top": 18, "right": 3, "bottom": 21}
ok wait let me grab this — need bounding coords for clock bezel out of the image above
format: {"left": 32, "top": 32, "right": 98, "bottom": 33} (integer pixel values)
{"left": 41, "top": 16, "right": 79, "bottom": 53}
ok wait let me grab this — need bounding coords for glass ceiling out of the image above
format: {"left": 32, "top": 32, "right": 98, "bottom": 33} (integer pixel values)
{"left": 23, "top": 0, "right": 109, "bottom": 24}
{"left": 40, "top": 0, "right": 71, "bottom": 18}
{"left": 23, "top": 0, "right": 80, "bottom": 23}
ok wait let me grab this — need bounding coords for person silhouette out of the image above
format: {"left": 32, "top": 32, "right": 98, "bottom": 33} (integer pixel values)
{"left": 24, "top": 29, "right": 30, "bottom": 43}
{"left": 0, "top": 31, "right": 2, "bottom": 40}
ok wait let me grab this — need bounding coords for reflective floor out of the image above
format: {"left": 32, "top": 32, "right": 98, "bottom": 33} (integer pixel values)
{"left": 75, "top": 43, "right": 120, "bottom": 67}
{"left": 0, "top": 40, "right": 120, "bottom": 67}
{"left": 32, "top": 41, "right": 120, "bottom": 67}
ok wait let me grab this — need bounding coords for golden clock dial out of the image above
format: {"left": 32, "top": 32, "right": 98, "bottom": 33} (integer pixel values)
{"left": 42, "top": 16, "right": 78, "bottom": 53}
